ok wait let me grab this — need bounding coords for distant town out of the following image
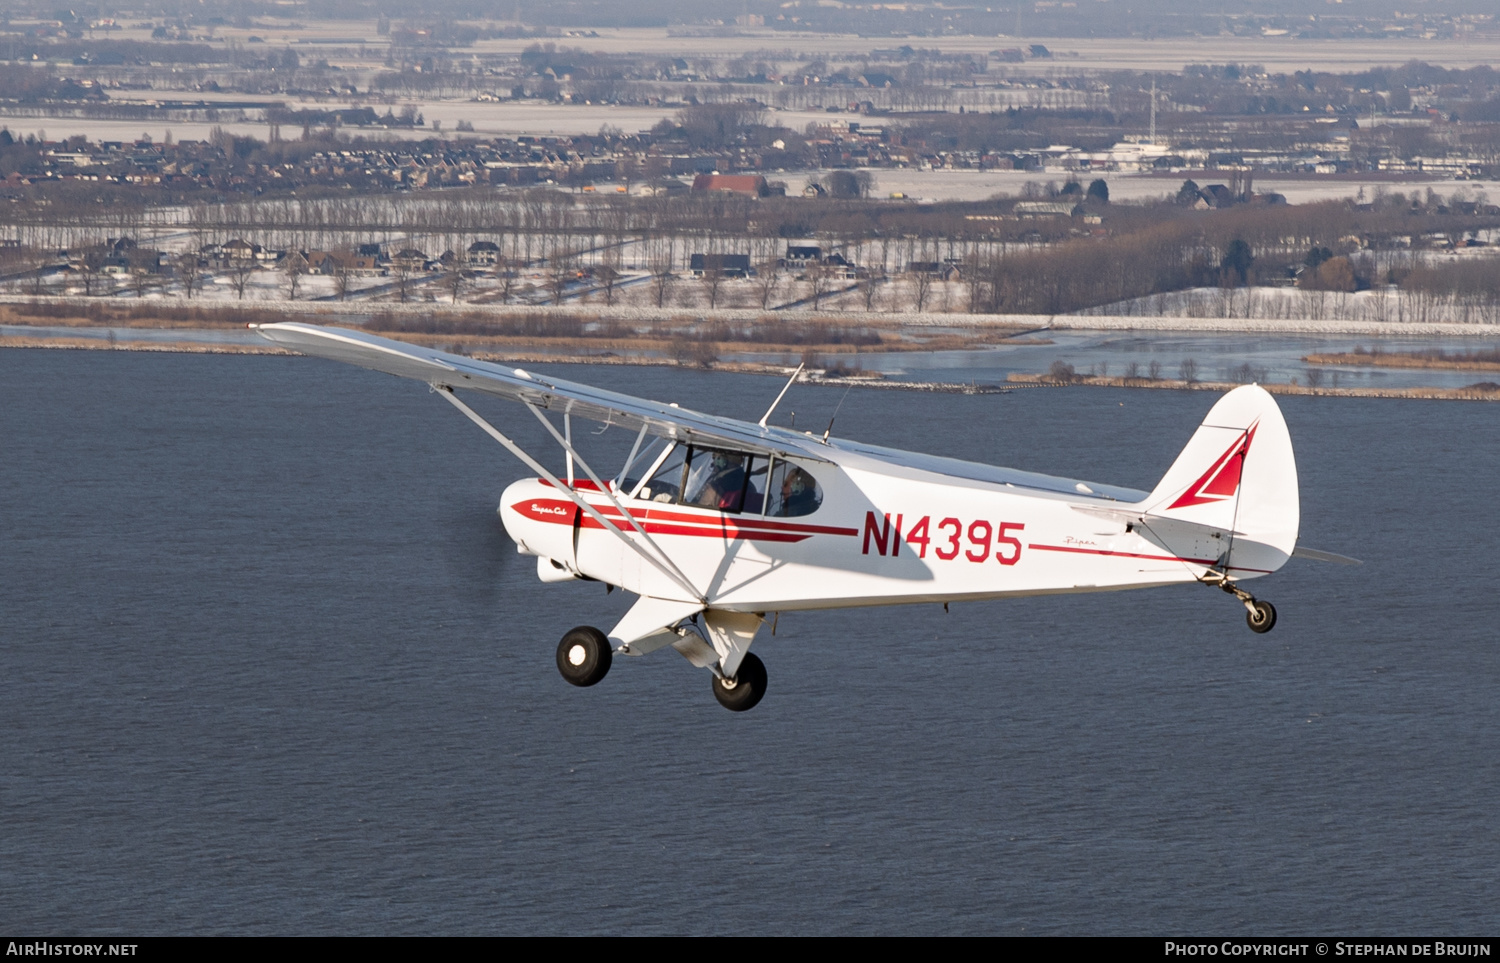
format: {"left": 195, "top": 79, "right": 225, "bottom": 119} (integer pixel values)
{"left": 0, "top": 2, "right": 1496, "bottom": 326}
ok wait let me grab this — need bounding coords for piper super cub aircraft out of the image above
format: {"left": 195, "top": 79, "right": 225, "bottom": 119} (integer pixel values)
{"left": 255, "top": 321, "right": 1354, "bottom": 712}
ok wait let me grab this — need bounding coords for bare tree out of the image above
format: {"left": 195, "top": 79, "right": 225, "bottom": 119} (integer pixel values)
{"left": 495, "top": 255, "right": 517, "bottom": 304}
{"left": 754, "top": 257, "right": 781, "bottom": 309}
{"left": 389, "top": 257, "right": 414, "bottom": 303}
{"left": 332, "top": 258, "right": 354, "bottom": 301}
{"left": 176, "top": 253, "right": 202, "bottom": 298}
{"left": 908, "top": 266, "right": 933, "bottom": 312}
{"left": 649, "top": 251, "right": 674, "bottom": 309}
{"left": 25, "top": 249, "right": 52, "bottom": 295}
{"left": 702, "top": 264, "right": 726, "bottom": 309}
{"left": 806, "top": 261, "right": 831, "bottom": 310}
{"left": 1179, "top": 357, "right": 1198, "bottom": 384}
{"left": 596, "top": 263, "right": 622, "bottom": 305}
{"left": 443, "top": 267, "right": 467, "bottom": 304}
{"left": 229, "top": 260, "right": 256, "bottom": 300}
{"left": 126, "top": 246, "right": 159, "bottom": 297}
{"left": 282, "top": 251, "right": 307, "bottom": 300}
{"left": 547, "top": 247, "right": 575, "bottom": 305}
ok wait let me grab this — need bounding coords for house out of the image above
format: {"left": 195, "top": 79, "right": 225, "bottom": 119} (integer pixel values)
{"left": 348, "top": 255, "right": 385, "bottom": 277}
{"left": 390, "top": 248, "right": 429, "bottom": 272}
{"left": 467, "top": 240, "right": 501, "bottom": 268}
{"left": 783, "top": 245, "right": 822, "bottom": 265}
{"left": 305, "top": 251, "right": 342, "bottom": 275}
{"left": 689, "top": 253, "right": 751, "bottom": 278}
{"left": 822, "top": 252, "right": 859, "bottom": 279}
{"left": 691, "top": 174, "right": 768, "bottom": 197}
{"left": 222, "top": 238, "right": 261, "bottom": 263}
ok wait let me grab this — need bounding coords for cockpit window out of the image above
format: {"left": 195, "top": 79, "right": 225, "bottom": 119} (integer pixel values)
{"left": 635, "top": 444, "right": 687, "bottom": 503}
{"left": 630, "top": 446, "right": 814, "bottom": 518}
{"left": 684, "top": 448, "right": 754, "bottom": 513}
{"left": 768, "top": 461, "right": 822, "bottom": 517}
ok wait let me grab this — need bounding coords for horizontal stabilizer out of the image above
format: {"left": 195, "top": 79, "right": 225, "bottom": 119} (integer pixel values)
{"left": 1292, "top": 546, "right": 1363, "bottom": 566}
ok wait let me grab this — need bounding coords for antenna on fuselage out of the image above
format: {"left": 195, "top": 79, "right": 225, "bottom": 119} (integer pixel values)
{"left": 822, "top": 382, "right": 854, "bottom": 445}
{"left": 759, "top": 362, "right": 804, "bottom": 428}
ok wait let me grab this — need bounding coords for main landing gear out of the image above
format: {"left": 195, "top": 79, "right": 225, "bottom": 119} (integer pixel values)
{"left": 711, "top": 652, "right": 767, "bottom": 713}
{"left": 553, "top": 621, "right": 769, "bottom": 712}
{"left": 556, "top": 626, "right": 612, "bottom": 687}
{"left": 1210, "top": 577, "right": 1278, "bottom": 634}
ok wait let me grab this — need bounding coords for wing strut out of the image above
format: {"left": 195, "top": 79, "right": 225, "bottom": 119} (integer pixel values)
{"left": 521, "top": 400, "right": 704, "bottom": 601}
{"left": 615, "top": 422, "right": 651, "bottom": 487}
{"left": 435, "top": 386, "right": 705, "bottom": 603}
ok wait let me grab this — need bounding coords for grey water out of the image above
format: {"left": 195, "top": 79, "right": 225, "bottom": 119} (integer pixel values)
{"left": 2, "top": 348, "right": 1497, "bottom": 935}
{"left": 817, "top": 330, "right": 1500, "bottom": 391}
{"left": 10, "top": 322, "right": 1500, "bottom": 391}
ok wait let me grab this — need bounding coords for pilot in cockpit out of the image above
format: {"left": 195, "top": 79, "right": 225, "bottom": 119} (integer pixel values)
{"left": 691, "top": 450, "right": 747, "bottom": 511}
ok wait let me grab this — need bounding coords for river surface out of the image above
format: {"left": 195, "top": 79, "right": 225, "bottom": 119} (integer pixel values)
{"left": 2, "top": 348, "right": 1497, "bottom": 934}
{"left": 9, "top": 323, "right": 1500, "bottom": 391}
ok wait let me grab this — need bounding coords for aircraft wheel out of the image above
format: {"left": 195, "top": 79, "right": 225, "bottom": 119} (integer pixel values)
{"left": 711, "top": 652, "right": 767, "bottom": 712}
{"left": 1246, "top": 600, "right": 1277, "bottom": 634}
{"left": 556, "top": 626, "right": 612, "bottom": 687}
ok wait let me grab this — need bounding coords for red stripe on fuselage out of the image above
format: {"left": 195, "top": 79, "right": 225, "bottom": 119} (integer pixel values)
{"left": 511, "top": 497, "right": 856, "bottom": 542}
{"left": 537, "top": 478, "right": 603, "bottom": 491}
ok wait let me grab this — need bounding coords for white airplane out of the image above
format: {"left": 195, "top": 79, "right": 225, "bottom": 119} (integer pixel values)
{"left": 255, "top": 321, "right": 1354, "bottom": 712}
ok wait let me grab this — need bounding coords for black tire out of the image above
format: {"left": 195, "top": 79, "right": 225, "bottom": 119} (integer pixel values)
{"left": 711, "top": 652, "right": 767, "bottom": 712}
{"left": 556, "top": 626, "right": 612, "bottom": 687}
{"left": 1246, "top": 600, "right": 1277, "bottom": 634}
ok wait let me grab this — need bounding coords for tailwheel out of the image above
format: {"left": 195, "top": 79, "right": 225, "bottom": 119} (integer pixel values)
{"left": 711, "top": 652, "right": 767, "bottom": 712}
{"left": 1211, "top": 576, "right": 1278, "bottom": 635}
{"left": 556, "top": 626, "right": 612, "bottom": 687}
{"left": 1245, "top": 599, "right": 1277, "bottom": 634}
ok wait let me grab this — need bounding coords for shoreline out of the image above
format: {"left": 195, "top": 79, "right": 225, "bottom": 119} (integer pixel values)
{"left": 5, "top": 295, "right": 1500, "bottom": 339}
{"left": 8, "top": 334, "right": 1499, "bottom": 401}
{"left": 1005, "top": 371, "right": 1500, "bottom": 402}
{"left": 1303, "top": 351, "right": 1500, "bottom": 372}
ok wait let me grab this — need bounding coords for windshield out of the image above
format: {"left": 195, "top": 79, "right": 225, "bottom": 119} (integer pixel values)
{"left": 620, "top": 438, "right": 667, "bottom": 495}
{"left": 635, "top": 444, "right": 687, "bottom": 503}
{"left": 630, "top": 446, "right": 800, "bottom": 517}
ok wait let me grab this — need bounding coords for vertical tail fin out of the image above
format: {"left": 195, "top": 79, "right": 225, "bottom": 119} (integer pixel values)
{"left": 1139, "top": 385, "right": 1300, "bottom": 577}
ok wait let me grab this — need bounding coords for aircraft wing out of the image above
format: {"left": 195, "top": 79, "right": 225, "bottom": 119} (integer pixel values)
{"left": 254, "top": 321, "right": 836, "bottom": 463}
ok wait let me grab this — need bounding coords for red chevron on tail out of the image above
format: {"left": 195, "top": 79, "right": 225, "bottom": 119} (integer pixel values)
{"left": 1168, "top": 422, "right": 1258, "bottom": 509}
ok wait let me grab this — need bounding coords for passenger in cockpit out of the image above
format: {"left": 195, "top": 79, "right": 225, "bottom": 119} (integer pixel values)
{"left": 775, "top": 467, "right": 821, "bottom": 517}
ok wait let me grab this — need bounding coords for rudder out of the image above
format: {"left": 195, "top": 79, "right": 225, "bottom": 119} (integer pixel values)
{"left": 1139, "top": 385, "right": 1299, "bottom": 577}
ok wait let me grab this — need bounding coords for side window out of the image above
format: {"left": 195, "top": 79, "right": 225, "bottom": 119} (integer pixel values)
{"left": 768, "top": 462, "right": 822, "bottom": 517}
{"left": 683, "top": 448, "right": 751, "bottom": 513}
{"left": 636, "top": 444, "right": 686, "bottom": 503}
{"left": 742, "top": 457, "right": 770, "bottom": 515}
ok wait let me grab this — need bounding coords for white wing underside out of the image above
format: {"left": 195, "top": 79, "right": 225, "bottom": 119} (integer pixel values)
{"left": 254, "top": 322, "right": 1147, "bottom": 503}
